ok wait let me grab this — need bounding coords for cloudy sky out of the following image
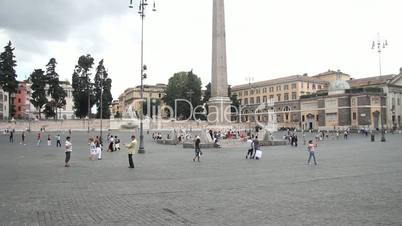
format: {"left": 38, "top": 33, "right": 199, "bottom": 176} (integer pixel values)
{"left": 1, "top": 0, "right": 402, "bottom": 99}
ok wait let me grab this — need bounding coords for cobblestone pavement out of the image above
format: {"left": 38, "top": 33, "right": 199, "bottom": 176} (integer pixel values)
{"left": 0, "top": 131, "right": 401, "bottom": 225}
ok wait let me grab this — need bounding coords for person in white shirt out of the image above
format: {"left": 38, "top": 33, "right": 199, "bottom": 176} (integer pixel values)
{"left": 65, "top": 136, "right": 72, "bottom": 167}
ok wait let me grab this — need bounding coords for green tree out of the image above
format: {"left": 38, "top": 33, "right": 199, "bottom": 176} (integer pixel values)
{"left": 29, "top": 69, "right": 48, "bottom": 119}
{"left": 43, "top": 102, "right": 56, "bottom": 119}
{"left": 163, "top": 70, "right": 202, "bottom": 120}
{"left": 94, "top": 59, "right": 113, "bottom": 119}
{"left": 46, "top": 58, "right": 66, "bottom": 120}
{"left": 72, "top": 54, "right": 95, "bottom": 118}
{"left": 0, "top": 41, "right": 18, "bottom": 118}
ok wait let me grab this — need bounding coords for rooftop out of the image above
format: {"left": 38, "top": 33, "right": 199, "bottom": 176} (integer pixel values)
{"left": 232, "top": 74, "right": 328, "bottom": 91}
{"left": 347, "top": 74, "right": 396, "bottom": 87}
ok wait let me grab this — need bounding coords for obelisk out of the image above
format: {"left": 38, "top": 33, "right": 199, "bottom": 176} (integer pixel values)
{"left": 208, "top": 0, "right": 231, "bottom": 124}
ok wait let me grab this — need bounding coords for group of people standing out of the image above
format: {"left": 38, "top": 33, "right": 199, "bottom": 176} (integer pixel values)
{"left": 106, "top": 134, "right": 120, "bottom": 152}
{"left": 88, "top": 137, "right": 103, "bottom": 160}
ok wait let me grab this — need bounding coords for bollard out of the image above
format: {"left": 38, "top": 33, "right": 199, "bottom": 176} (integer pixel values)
{"left": 371, "top": 134, "right": 375, "bottom": 142}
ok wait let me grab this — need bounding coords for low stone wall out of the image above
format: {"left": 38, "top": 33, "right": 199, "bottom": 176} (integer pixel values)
{"left": 182, "top": 142, "right": 216, "bottom": 149}
{"left": 260, "top": 140, "right": 288, "bottom": 146}
{"left": 156, "top": 139, "right": 177, "bottom": 145}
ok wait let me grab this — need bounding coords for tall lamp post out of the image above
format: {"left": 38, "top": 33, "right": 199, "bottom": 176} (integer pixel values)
{"left": 372, "top": 33, "right": 388, "bottom": 142}
{"left": 129, "top": 0, "right": 156, "bottom": 153}
{"left": 245, "top": 76, "right": 254, "bottom": 134}
{"left": 100, "top": 81, "right": 104, "bottom": 145}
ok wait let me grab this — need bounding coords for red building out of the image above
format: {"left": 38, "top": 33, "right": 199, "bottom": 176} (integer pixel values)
{"left": 13, "top": 81, "right": 27, "bottom": 119}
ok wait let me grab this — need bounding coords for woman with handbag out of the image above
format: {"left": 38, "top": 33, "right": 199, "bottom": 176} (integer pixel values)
{"left": 193, "top": 136, "right": 202, "bottom": 162}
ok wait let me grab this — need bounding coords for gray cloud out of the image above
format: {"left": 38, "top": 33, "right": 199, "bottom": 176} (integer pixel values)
{"left": 0, "top": 0, "right": 128, "bottom": 41}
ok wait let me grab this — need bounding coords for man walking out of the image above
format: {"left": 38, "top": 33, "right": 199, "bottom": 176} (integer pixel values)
{"left": 56, "top": 134, "right": 61, "bottom": 147}
{"left": 125, "top": 135, "right": 137, "bottom": 168}
{"left": 64, "top": 136, "right": 72, "bottom": 167}
{"left": 9, "top": 130, "right": 14, "bottom": 143}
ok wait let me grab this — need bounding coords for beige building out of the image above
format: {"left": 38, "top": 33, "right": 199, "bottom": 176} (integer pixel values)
{"left": 109, "top": 100, "right": 120, "bottom": 118}
{"left": 348, "top": 68, "right": 402, "bottom": 129}
{"left": 232, "top": 74, "right": 328, "bottom": 106}
{"left": 118, "top": 83, "right": 166, "bottom": 117}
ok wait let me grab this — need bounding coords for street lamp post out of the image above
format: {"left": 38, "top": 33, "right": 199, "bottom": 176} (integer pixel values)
{"left": 245, "top": 76, "right": 254, "bottom": 134}
{"left": 372, "top": 33, "right": 388, "bottom": 142}
{"left": 129, "top": 0, "right": 156, "bottom": 153}
{"left": 100, "top": 81, "right": 103, "bottom": 145}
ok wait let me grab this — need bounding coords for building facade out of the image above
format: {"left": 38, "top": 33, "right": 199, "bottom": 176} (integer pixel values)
{"left": 25, "top": 82, "right": 75, "bottom": 120}
{"left": 13, "top": 81, "right": 28, "bottom": 119}
{"left": 0, "top": 87, "right": 9, "bottom": 120}
{"left": 118, "top": 83, "right": 166, "bottom": 118}
{"left": 232, "top": 69, "right": 402, "bottom": 131}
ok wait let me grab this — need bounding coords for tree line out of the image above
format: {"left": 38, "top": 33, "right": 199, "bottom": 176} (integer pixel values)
{"left": 163, "top": 70, "right": 240, "bottom": 120}
{"left": 0, "top": 41, "right": 113, "bottom": 120}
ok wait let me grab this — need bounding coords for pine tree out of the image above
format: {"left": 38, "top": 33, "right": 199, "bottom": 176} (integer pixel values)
{"left": 29, "top": 69, "right": 48, "bottom": 119}
{"left": 72, "top": 54, "right": 95, "bottom": 118}
{"left": 94, "top": 59, "right": 113, "bottom": 119}
{"left": 46, "top": 58, "right": 66, "bottom": 120}
{"left": 0, "top": 41, "right": 18, "bottom": 119}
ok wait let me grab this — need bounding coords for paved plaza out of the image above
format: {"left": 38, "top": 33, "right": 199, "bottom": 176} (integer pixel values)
{"left": 0, "top": 131, "right": 401, "bottom": 225}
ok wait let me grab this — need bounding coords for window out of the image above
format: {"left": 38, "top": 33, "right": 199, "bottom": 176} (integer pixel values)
{"left": 269, "top": 95, "right": 274, "bottom": 101}
{"left": 263, "top": 96, "right": 267, "bottom": 103}
{"left": 256, "top": 96, "right": 260, "bottom": 104}
{"left": 292, "top": 92, "right": 297, "bottom": 100}
{"left": 291, "top": 83, "right": 297, "bottom": 89}
{"left": 316, "top": 114, "right": 319, "bottom": 121}
{"left": 318, "top": 85, "right": 322, "bottom": 90}
{"left": 353, "top": 112, "right": 357, "bottom": 120}
{"left": 244, "top": 98, "right": 248, "bottom": 105}
{"left": 312, "top": 83, "right": 316, "bottom": 89}
{"left": 277, "top": 94, "right": 281, "bottom": 102}
{"left": 250, "top": 97, "right": 254, "bottom": 104}
{"left": 302, "top": 115, "right": 305, "bottom": 122}
{"left": 284, "top": 93, "right": 289, "bottom": 101}
{"left": 238, "top": 92, "right": 242, "bottom": 97}
{"left": 18, "top": 98, "right": 21, "bottom": 103}
{"left": 307, "top": 83, "right": 310, "bottom": 89}
{"left": 263, "top": 88, "right": 267, "bottom": 93}
{"left": 269, "top": 87, "right": 274, "bottom": 92}
{"left": 244, "top": 91, "right": 248, "bottom": 96}
{"left": 18, "top": 106, "right": 21, "bottom": 111}
{"left": 284, "top": 84, "right": 289, "bottom": 90}
{"left": 250, "top": 90, "right": 254, "bottom": 95}
{"left": 276, "top": 85, "right": 281, "bottom": 91}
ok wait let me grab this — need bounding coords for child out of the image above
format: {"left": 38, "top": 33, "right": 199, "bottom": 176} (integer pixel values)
{"left": 307, "top": 140, "right": 318, "bottom": 165}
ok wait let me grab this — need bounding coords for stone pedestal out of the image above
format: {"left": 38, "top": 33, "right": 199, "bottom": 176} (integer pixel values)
{"left": 208, "top": 97, "right": 231, "bottom": 124}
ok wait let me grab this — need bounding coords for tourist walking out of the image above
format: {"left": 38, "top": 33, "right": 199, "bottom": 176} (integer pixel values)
{"left": 246, "top": 137, "right": 253, "bottom": 159}
{"left": 193, "top": 136, "right": 202, "bottom": 162}
{"left": 56, "top": 134, "right": 61, "bottom": 147}
{"left": 252, "top": 136, "right": 260, "bottom": 159}
{"left": 114, "top": 136, "right": 120, "bottom": 151}
{"left": 9, "top": 130, "right": 14, "bottom": 143}
{"left": 64, "top": 136, "right": 72, "bottom": 167}
{"left": 108, "top": 135, "right": 114, "bottom": 152}
{"left": 36, "top": 133, "right": 41, "bottom": 146}
{"left": 89, "top": 138, "right": 97, "bottom": 160}
{"left": 47, "top": 134, "right": 51, "bottom": 146}
{"left": 21, "top": 131, "right": 26, "bottom": 145}
{"left": 125, "top": 135, "right": 137, "bottom": 168}
{"left": 95, "top": 139, "right": 102, "bottom": 160}
{"left": 306, "top": 140, "right": 318, "bottom": 165}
